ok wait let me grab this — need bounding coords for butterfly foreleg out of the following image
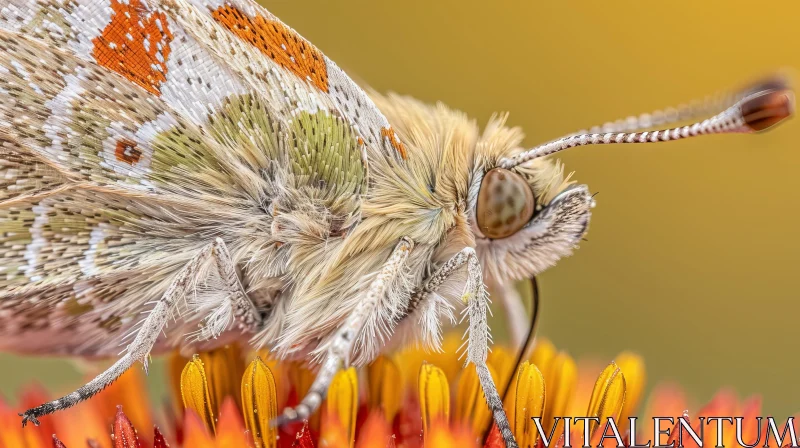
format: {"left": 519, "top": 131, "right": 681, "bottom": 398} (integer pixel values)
{"left": 18, "top": 238, "right": 260, "bottom": 427}
{"left": 192, "top": 238, "right": 264, "bottom": 341}
{"left": 274, "top": 237, "right": 414, "bottom": 426}
{"left": 416, "top": 247, "right": 518, "bottom": 448}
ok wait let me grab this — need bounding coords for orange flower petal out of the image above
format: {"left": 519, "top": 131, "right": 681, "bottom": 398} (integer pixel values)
{"left": 19, "top": 386, "right": 56, "bottom": 448}
{"left": 112, "top": 406, "right": 139, "bottom": 448}
{"left": 98, "top": 368, "right": 154, "bottom": 441}
{"left": 0, "top": 397, "right": 26, "bottom": 448}
{"left": 419, "top": 363, "right": 451, "bottom": 441}
{"left": 216, "top": 397, "right": 252, "bottom": 448}
{"left": 738, "top": 396, "right": 763, "bottom": 448}
{"left": 697, "top": 390, "right": 738, "bottom": 448}
{"left": 641, "top": 383, "right": 687, "bottom": 442}
{"left": 426, "top": 420, "right": 477, "bottom": 448}
{"left": 565, "top": 359, "right": 604, "bottom": 419}
{"left": 181, "top": 355, "right": 216, "bottom": 434}
{"left": 367, "top": 356, "right": 402, "bottom": 423}
{"left": 52, "top": 397, "right": 111, "bottom": 448}
{"left": 320, "top": 412, "right": 350, "bottom": 448}
{"left": 53, "top": 435, "right": 68, "bottom": 448}
{"left": 182, "top": 409, "right": 216, "bottom": 448}
{"left": 354, "top": 412, "right": 393, "bottom": 448}
{"left": 241, "top": 356, "right": 278, "bottom": 448}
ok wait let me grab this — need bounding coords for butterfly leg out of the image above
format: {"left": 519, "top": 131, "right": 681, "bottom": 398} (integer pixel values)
{"left": 417, "top": 247, "right": 518, "bottom": 448}
{"left": 19, "top": 238, "right": 259, "bottom": 427}
{"left": 274, "top": 237, "right": 414, "bottom": 426}
{"left": 193, "top": 238, "right": 263, "bottom": 340}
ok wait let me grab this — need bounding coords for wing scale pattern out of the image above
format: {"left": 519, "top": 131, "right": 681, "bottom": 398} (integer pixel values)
{"left": 0, "top": 0, "right": 380, "bottom": 354}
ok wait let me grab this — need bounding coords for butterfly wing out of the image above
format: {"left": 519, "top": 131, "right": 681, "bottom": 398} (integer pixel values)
{"left": 167, "top": 0, "right": 408, "bottom": 161}
{"left": 0, "top": 0, "right": 382, "bottom": 354}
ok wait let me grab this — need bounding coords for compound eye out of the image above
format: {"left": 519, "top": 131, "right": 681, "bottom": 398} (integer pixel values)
{"left": 476, "top": 168, "right": 536, "bottom": 239}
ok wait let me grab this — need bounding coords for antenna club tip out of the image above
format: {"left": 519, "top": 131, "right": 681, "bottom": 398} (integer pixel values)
{"left": 741, "top": 88, "right": 794, "bottom": 132}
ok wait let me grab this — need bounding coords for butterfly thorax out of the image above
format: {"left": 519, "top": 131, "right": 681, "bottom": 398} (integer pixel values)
{"left": 244, "top": 93, "right": 534, "bottom": 364}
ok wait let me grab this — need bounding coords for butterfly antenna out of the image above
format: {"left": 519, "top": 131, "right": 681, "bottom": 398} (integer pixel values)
{"left": 500, "top": 76, "right": 794, "bottom": 168}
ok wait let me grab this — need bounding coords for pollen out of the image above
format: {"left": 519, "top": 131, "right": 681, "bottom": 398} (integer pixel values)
{"left": 381, "top": 126, "right": 408, "bottom": 159}
{"left": 211, "top": 6, "right": 329, "bottom": 92}
{"left": 92, "top": 0, "right": 173, "bottom": 95}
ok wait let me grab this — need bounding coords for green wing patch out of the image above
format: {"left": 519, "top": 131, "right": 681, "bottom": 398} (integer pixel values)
{"left": 288, "top": 110, "right": 366, "bottom": 197}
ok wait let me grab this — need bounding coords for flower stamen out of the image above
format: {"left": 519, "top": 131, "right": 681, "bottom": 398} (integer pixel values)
{"left": 180, "top": 355, "right": 216, "bottom": 434}
{"left": 241, "top": 356, "right": 278, "bottom": 448}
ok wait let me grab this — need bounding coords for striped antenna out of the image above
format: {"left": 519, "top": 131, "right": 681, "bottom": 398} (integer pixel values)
{"left": 500, "top": 76, "right": 794, "bottom": 169}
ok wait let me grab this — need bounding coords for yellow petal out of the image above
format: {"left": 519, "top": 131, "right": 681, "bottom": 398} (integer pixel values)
{"left": 506, "top": 338, "right": 556, "bottom": 412}
{"left": 322, "top": 367, "right": 358, "bottom": 448}
{"left": 615, "top": 351, "right": 646, "bottom": 426}
{"left": 419, "top": 363, "right": 451, "bottom": 441}
{"left": 426, "top": 420, "right": 476, "bottom": 448}
{"left": 241, "top": 356, "right": 278, "bottom": 448}
{"left": 183, "top": 408, "right": 217, "bottom": 448}
{"left": 181, "top": 355, "right": 216, "bottom": 434}
{"left": 541, "top": 352, "right": 577, "bottom": 442}
{"left": 199, "top": 344, "right": 245, "bottom": 414}
{"left": 529, "top": 338, "right": 556, "bottom": 372}
{"left": 216, "top": 397, "right": 251, "bottom": 448}
{"left": 395, "top": 334, "right": 462, "bottom": 392}
{"left": 585, "top": 361, "right": 626, "bottom": 441}
{"left": 367, "top": 356, "right": 402, "bottom": 422}
{"left": 488, "top": 346, "right": 516, "bottom": 394}
{"left": 513, "top": 361, "right": 546, "bottom": 448}
{"left": 455, "top": 363, "right": 497, "bottom": 436}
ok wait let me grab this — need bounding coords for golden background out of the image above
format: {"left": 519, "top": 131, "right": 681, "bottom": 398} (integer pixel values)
{"left": 1, "top": 0, "right": 798, "bottom": 418}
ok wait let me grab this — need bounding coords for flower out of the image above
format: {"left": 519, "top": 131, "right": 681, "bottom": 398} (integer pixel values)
{"left": 0, "top": 336, "right": 784, "bottom": 448}
{"left": 0, "top": 336, "right": 792, "bottom": 448}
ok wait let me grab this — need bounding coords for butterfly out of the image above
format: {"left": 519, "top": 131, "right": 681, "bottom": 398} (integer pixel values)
{"left": 0, "top": 0, "right": 793, "bottom": 446}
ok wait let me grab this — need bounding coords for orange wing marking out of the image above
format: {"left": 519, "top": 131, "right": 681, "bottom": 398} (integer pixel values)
{"left": 115, "top": 139, "right": 142, "bottom": 164}
{"left": 92, "top": 0, "right": 173, "bottom": 96}
{"left": 211, "top": 5, "right": 329, "bottom": 92}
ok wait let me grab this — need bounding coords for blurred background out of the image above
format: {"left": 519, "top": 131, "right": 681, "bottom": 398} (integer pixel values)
{"left": 2, "top": 0, "right": 799, "bottom": 418}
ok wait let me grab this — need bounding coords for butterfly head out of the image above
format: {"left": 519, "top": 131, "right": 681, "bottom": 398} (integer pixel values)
{"left": 469, "top": 151, "right": 594, "bottom": 282}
